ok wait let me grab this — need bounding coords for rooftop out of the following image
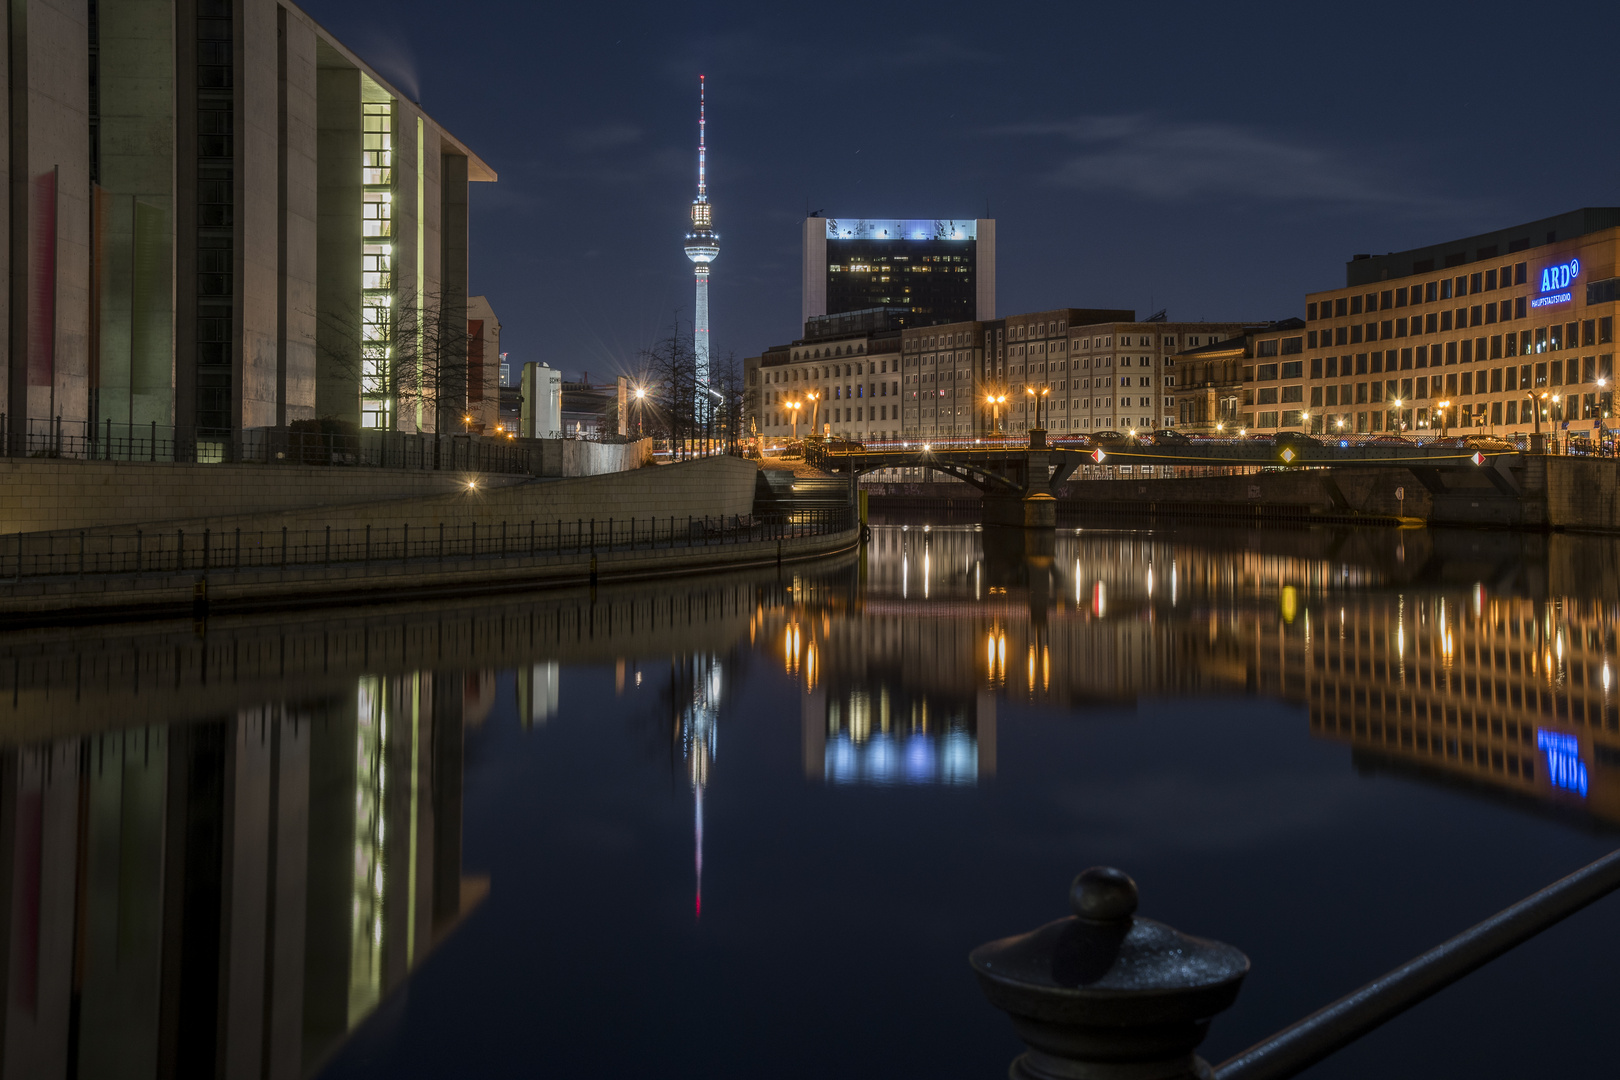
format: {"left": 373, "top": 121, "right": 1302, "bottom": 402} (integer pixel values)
{"left": 1344, "top": 208, "right": 1620, "bottom": 288}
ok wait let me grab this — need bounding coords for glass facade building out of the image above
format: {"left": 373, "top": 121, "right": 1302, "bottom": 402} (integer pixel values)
{"left": 802, "top": 217, "right": 995, "bottom": 333}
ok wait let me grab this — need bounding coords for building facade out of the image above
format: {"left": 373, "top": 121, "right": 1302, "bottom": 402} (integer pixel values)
{"left": 1244, "top": 209, "right": 1620, "bottom": 438}
{"left": 0, "top": 0, "right": 495, "bottom": 451}
{"left": 801, "top": 217, "right": 995, "bottom": 330}
{"left": 746, "top": 308, "right": 1253, "bottom": 443}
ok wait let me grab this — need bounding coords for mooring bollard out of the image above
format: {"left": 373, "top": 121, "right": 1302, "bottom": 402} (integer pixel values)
{"left": 970, "top": 867, "right": 1249, "bottom": 1080}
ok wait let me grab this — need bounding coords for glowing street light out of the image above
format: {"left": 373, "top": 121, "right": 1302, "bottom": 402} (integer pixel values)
{"left": 985, "top": 392, "right": 1007, "bottom": 435}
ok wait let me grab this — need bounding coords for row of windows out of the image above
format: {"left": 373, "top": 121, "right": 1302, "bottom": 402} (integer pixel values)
{"left": 1308, "top": 310, "right": 1617, "bottom": 349}
{"left": 1309, "top": 264, "right": 1530, "bottom": 319}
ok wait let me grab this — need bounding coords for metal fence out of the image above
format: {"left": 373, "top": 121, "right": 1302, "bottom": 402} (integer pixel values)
{"left": 0, "top": 415, "right": 530, "bottom": 473}
{"left": 0, "top": 507, "right": 856, "bottom": 581}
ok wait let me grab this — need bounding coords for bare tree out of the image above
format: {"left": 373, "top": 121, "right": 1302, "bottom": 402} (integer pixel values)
{"left": 711, "top": 351, "right": 747, "bottom": 455}
{"left": 641, "top": 319, "right": 699, "bottom": 459}
{"left": 315, "top": 289, "right": 475, "bottom": 435}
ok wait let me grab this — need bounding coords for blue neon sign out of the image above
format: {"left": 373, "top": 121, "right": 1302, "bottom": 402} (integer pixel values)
{"left": 1531, "top": 258, "right": 1579, "bottom": 309}
{"left": 1537, "top": 728, "right": 1589, "bottom": 797}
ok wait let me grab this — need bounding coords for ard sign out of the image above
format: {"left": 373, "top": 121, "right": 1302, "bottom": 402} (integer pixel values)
{"left": 1531, "top": 258, "right": 1579, "bottom": 309}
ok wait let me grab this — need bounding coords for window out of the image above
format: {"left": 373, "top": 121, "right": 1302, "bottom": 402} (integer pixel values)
{"left": 1257, "top": 363, "right": 1278, "bottom": 380}
{"left": 1281, "top": 337, "right": 1303, "bottom": 354}
{"left": 1282, "top": 385, "right": 1303, "bottom": 403}
{"left": 1281, "top": 360, "right": 1303, "bottom": 379}
{"left": 1258, "top": 387, "right": 1278, "bottom": 405}
{"left": 1257, "top": 340, "right": 1279, "bottom": 357}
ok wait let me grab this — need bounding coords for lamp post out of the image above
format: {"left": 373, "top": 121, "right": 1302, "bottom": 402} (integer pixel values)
{"left": 1391, "top": 397, "right": 1403, "bottom": 433}
{"left": 806, "top": 391, "right": 820, "bottom": 438}
{"left": 1436, "top": 399, "right": 1450, "bottom": 437}
{"left": 634, "top": 385, "right": 646, "bottom": 435}
{"left": 985, "top": 393, "right": 1007, "bottom": 436}
{"left": 1024, "top": 386, "right": 1050, "bottom": 432}
{"left": 787, "top": 399, "right": 802, "bottom": 442}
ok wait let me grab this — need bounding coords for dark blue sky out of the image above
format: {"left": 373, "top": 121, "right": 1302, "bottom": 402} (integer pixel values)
{"left": 303, "top": 0, "right": 1620, "bottom": 381}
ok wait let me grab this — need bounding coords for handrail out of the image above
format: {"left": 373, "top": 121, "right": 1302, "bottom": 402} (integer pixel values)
{"left": 1213, "top": 845, "right": 1620, "bottom": 1080}
{"left": 0, "top": 507, "right": 856, "bottom": 583}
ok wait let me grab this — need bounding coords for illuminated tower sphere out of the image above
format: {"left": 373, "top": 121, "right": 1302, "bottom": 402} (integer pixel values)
{"left": 684, "top": 75, "right": 719, "bottom": 407}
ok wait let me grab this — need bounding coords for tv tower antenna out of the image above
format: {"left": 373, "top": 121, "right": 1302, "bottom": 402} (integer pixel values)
{"left": 684, "top": 76, "right": 719, "bottom": 419}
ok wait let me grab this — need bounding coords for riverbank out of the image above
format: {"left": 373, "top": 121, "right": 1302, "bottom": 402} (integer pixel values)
{"left": 0, "top": 520, "right": 858, "bottom": 625}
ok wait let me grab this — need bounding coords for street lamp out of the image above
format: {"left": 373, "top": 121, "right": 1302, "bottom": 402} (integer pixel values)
{"left": 1391, "top": 397, "right": 1403, "bottom": 433}
{"left": 1436, "top": 399, "right": 1450, "bottom": 436}
{"left": 1024, "top": 386, "right": 1050, "bottom": 431}
{"left": 787, "top": 399, "right": 802, "bottom": 441}
{"left": 806, "top": 391, "right": 821, "bottom": 438}
{"left": 633, "top": 385, "right": 646, "bottom": 435}
{"left": 985, "top": 393, "right": 1007, "bottom": 436}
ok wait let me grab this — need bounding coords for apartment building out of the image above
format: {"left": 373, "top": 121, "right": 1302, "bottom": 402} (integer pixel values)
{"left": 1246, "top": 209, "right": 1620, "bottom": 436}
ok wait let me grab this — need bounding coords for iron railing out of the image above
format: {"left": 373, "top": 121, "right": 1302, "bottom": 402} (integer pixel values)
{"left": 0, "top": 507, "right": 856, "bottom": 582}
{"left": 1212, "top": 844, "right": 1620, "bottom": 1080}
{"left": 0, "top": 415, "right": 530, "bottom": 473}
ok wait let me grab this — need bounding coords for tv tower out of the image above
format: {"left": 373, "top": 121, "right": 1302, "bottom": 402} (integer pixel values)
{"left": 684, "top": 76, "right": 719, "bottom": 413}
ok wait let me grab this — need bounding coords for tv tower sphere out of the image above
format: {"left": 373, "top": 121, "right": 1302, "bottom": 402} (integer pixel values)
{"left": 685, "top": 76, "right": 718, "bottom": 393}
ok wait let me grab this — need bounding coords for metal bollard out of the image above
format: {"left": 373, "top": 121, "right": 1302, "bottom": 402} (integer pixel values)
{"left": 971, "top": 867, "right": 1248, "bottom": 1080}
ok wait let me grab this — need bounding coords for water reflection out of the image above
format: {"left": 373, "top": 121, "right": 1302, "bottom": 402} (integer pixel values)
{"left": 0, "top": 674, "right": 476, "bottom": 1079}
{"left": 0, "top": 574, "right": 788, "bottom": 1077}
{"left": 1, "top": 522, "right": 1619, "bottom": 1074}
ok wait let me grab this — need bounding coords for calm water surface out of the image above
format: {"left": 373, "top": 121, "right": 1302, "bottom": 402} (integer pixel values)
{"left": 4, "top": 519, "right": 1620, "bottom": 1078}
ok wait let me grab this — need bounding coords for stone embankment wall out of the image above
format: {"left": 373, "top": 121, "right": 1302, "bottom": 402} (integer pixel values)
{"left": 17, "top": 456, "right": 759, "bottom": 541}
{"left": 2, "top": 453, "right": 741, "bottom": 540}
{"left": 0, "top": 459, "right": 530, "bottom": 534}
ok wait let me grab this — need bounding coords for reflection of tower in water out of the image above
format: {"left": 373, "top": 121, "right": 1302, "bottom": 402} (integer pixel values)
{"left": 676, "top": 656, "right": 723, "bottom": 918}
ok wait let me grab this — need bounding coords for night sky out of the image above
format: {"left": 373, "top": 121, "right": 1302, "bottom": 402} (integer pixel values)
{"left": 301, "top": 0, "right": 1620, "bottom": 382}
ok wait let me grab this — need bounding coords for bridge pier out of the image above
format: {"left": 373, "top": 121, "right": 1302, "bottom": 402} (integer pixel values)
{"left": 983, "top": 492, "right": 1056, "bottom": 529}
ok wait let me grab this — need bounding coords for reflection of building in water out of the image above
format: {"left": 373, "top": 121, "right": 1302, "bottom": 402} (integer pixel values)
{"left": 803, "top": 684, "right": 995, "bottom": 785}
{"left": 674, "top": 656, "right": 724, "bottom": 918}
{"left": 1246, "top": 593, "right": 1620, "bottom": 825}
{"left": 0, "top": 673, "right": 482, "bottom": 1078}
{"left": 518, "top": 662, "right": 561, "bottom": 727}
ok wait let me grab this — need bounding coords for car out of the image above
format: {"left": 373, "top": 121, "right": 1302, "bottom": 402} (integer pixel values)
{"left": 1363, "top": 434, "right": 1414, "bottom": 447}
{"left": 1090, "top": 430, "right": 1135, "bottom": 445}
{"left": 1273, "top": 430, "right": 1321, "bottom": 447}
{"left": 1140, "top": 429, "right": 1190, "bottom": 445}
{"left": 1459, "top": 434, "right": 1516, "bottom": 452}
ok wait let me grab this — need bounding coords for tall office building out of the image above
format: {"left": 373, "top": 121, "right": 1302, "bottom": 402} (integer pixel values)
{"left": 801, "top": 217, "right": 995, "bottom": 330}
{"left": 0, "top": 0, "right": 495, "bottom": 449}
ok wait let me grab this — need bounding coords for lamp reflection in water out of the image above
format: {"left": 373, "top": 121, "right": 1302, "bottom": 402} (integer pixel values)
{"left": 805, "top": 686, "right": 996, "bottom": 787}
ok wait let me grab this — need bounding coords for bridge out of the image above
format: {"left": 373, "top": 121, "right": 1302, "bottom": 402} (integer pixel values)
{"left": 812, "top": 432, "right": 1527, "bottom": 527}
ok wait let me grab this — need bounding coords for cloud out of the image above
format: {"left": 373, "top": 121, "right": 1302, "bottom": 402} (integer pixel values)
{"left": 994, "top": 115, "right": 1423, "bottom": 207}
{"left": 569, "top": 123, "right": 645, "bottom": 153}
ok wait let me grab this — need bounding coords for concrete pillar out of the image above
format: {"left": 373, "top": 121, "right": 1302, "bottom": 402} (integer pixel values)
{"left": 6, "top": 0, "right": 92, "bottom": 438}
{"left": 94, "top": 0, "right": 176, "bottom": 435}
{"left": 314, "top": 65, "right": 360, "bottom": 427}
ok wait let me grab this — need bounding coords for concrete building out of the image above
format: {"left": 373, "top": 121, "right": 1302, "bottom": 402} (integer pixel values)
{"left": 747, "top": 308, "right": 1254, "bottom": 442}
{"left": 1245, "top": 208, "right": 1620, "bottom": 439}
{"left": 1172, "top": 320, "right": 1303, "bottom": 434}
{"left": 520, "top": 361, "right": 562, "bottom": 439}
{"left": 802, "top": 216, "right": 995, "bottom": 330}
{"left": 0, "top": 0, "right": 495, "bottom": 453}
{"left": 466, "top": 295, "right": 501, "bottom": 433}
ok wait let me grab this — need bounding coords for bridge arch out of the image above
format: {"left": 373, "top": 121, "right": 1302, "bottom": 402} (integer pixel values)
{"left": 838, "top": 454, "right": 1025, "bottom": 495}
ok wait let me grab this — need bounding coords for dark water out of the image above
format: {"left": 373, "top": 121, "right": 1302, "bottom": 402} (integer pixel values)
{"left": 2, "top": 519, "right": 1619, "bottom": 1078}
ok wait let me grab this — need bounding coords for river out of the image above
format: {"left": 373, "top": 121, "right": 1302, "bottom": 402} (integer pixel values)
{"left": 0, "top": 518, "right": 1616, "bottom": 1078}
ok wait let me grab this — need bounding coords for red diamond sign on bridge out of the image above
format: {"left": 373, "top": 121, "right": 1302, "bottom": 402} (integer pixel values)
{"left": 1470, "top": 451, "right": 1486, "bottom": 466}
{"left": 1092, "top": 448, "right": 1107, "bottom": 463}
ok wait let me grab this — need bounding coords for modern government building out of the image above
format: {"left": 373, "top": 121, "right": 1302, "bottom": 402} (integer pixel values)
{"left": 0, "top": 0, "right": 499, "bottom": 450}
{"left": 748, "top": 207, "right": 1620, "bottom": 445}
